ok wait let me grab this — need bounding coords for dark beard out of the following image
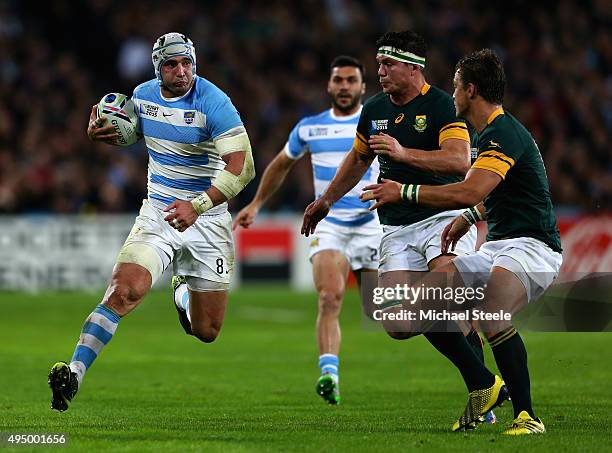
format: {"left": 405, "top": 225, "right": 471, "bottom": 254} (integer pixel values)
{"left": 332, "top": 96, "right": 359, "bottom": 113}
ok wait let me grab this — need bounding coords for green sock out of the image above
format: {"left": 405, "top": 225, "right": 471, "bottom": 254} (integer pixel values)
{"left": 465, "top": 328, "right": 485, "bottom": 364}
{"left": 425, "top": 322, "right": 494, "bottom": 392}
{"left": 489, "top": 327, "right": 535, "bottom": 418}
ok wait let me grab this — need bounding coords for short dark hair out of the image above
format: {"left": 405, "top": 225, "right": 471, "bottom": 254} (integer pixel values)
{"left": 330, "top": 55, "right": 365, "bottom": 79}
{"left": 455, "top": 49, "right": 506, "bottom": 104}
{"left": 375, "top": 30, "right": 427, "bottom": 59}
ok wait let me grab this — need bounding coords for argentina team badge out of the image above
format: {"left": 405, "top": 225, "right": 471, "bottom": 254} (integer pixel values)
{"left": 414, "top": 115, "right": 427, "bottom": 132}
{"left": 183, "top": 111, "right": 195, "bottom": 124}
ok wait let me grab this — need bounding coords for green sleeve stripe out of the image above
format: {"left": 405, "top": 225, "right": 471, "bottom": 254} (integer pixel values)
{"left": 462, "top": 210, "right": 477, "bottom": 225}
{"left": 411, "top": 184, "right": 418, "bottom": 202}
{"left": 468, "top": 206, "right": 483, "bottom": 222}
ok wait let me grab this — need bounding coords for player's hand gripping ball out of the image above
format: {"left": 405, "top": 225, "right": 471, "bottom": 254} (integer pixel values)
{"left": 96, "top": 93, "right": 141, "bottom": 146}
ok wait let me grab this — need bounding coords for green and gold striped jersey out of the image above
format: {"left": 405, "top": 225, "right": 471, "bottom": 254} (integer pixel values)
{"left": 471, "top": 107, "right": 562, "bottom": 252}
{"left": 354, "top": 83, "right": 469, "bottom": 225}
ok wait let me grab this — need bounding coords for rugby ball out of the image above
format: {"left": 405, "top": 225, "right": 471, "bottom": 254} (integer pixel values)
{"left": 96, "top": 93, "right": 141, "bottom": 146}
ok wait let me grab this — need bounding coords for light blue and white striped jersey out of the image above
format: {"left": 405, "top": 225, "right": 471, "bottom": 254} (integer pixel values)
{"left": 285, "top": 107, "right": 379, "bottom": 227}
{"left": 131, "top": 75, "right": 244, "bottom": 214}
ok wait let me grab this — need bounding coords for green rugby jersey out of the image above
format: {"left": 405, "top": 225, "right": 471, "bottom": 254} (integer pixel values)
{"left": 354, "top": 84, "right": 469, "bottom": 225}
{"left": 471, "top": 107, "right": 562, "bottom": 252}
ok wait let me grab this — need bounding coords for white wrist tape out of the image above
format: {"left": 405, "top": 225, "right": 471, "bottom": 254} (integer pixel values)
{"left": 191, "top": 191, "right": 214, "bottom": 215}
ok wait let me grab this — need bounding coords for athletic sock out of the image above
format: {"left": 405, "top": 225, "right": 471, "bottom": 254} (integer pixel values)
{"left": 318, "top": 354, "right": 339, "bottom": 382}
{"left": 174, "top": 282, "right": 191, "bottom": 323}
{"left": 424, "top": 322, "right": 494, "bottom": 392}
{"left": 465, "top": 328, "right": 485, "bottom": 364}
{"left": 488, "top": 327, "right": 535, "bottom": 418}
{"left": 69, "top": 304, "right": 121, "bottom": 388}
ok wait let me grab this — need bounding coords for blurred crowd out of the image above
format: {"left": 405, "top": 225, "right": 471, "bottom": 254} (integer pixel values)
{"left": 0, "top": 0, "right": 610, "bottom": 214}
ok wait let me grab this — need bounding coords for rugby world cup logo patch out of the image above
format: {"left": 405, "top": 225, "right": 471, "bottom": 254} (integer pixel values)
{"left": 183, "top": 111, "right": 195, "bottom": 124}
{"left": 471, "top": 147, "right": 479, "bottom": 160}
{"left": 414, "top": 115, "right": 427, "bottom": 132}
{"left": 371, "top": 119, "right": 388, "bottom": 132}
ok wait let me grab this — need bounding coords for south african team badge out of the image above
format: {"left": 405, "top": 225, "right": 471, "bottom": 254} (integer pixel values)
{"left": 414, "top": 115, "right": 427, "bottom": 132}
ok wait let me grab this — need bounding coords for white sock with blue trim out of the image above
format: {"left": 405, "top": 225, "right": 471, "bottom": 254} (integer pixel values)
{"left": 319, "top": 354, "right": 339, "bottom": 382}
{"left": 69, "top": 304, "right": 121, "bottom": 388}
{"left": 174, "top": 283, "right": 191, "bottom": 323}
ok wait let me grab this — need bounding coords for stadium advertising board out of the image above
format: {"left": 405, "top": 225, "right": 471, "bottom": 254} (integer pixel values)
{"left": 0, "top": 215, "right": 609, "bottom": 291}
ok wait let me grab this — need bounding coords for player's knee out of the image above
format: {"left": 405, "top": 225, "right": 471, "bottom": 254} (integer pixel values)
{"left": 381, "top": 317, "right": 417, "bottom": 340}
{"left": 479, "top": 320, "right": 512, "bottom": 338}
{"left": 318, "top": 289, "right": 343, "bottom": 314}
{"left": 384, "top": 329, "right": 415, "bottom": 340}
{"left": 103, "top": 281, "right": 146, "bottom": 315}
{"left": 191, "top": 324, "right": 220, "bottom": 343}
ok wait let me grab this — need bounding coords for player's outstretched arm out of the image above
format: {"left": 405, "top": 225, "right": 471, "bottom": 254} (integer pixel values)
{"left": 301, "top": 148, "right": 373, "bottom": 236}
{"left": 370, "top": 134, "right": 470, "bottom": 175}
{"left": 233, "top": 151, "right": 296, "bottom": 230}
{"left": 361, "top": 168, "right": 500, "bottom": 212}
{"left": 86, "top": 105, "right": 120, "bottom": 145}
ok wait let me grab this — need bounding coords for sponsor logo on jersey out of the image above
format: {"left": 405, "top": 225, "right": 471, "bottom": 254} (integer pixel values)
{"left": 471, "top": 147, "right": 479, "bottom": 160}
{"left": 394, "top": 113, "right": 404, "bottom": 124}
{"left": 308, "top": 127, "right": 329, "bottom": 137}
{"left": 371, "top": 119, "right": 388, "bottom": 132}
{"left": 414, "top": 115, "right": 427, "bottom": 132}
{"left": 140, "top": 103, "right": 159, "bottom": 118}
{"left": 310, "top": 237, "right": 319, "bottom": 248}
{"left": 183, "top": 111, "right": 196, "bottom": 124}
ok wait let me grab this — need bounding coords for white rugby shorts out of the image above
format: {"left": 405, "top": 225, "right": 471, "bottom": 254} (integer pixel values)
{"left": 453, "top": 236, "right": 563, "bottom": 302}
{"left": 308, "top": 217, "right": 382, "bottom": 271}
{"left": 117, "top": 200, "right": 234, "bottom": 289}
{"left": 379, "top": 209, "right": 477, "bottom": 273}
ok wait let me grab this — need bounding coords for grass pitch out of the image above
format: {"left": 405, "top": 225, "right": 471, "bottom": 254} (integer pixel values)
{"left": 0, "top": 287, "right": 610, "bottom": 451}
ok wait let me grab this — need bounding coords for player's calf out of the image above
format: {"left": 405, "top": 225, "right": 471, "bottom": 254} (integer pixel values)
{"left": 191, "top": 325, "right": 220, "bottom": 343}
{"left": 186, "top": 287, "right": 228, "bottom": 344}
